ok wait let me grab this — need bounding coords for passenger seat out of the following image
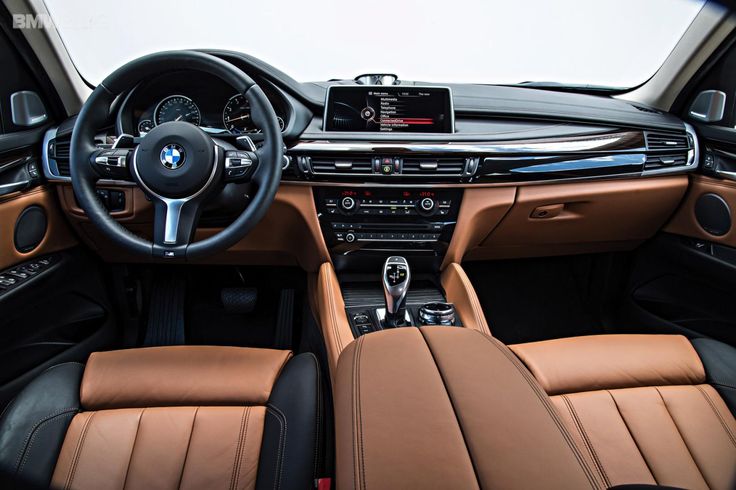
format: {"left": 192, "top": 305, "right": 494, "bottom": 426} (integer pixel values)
{"left": 509, "top": 334, "right": 736, "bottom": 490}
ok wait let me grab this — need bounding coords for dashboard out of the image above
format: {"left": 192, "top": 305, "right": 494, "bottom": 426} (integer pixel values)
{"left": 116, "top": 70, "right": 291, "bottom": 137}
{"left": 42, "top": 50, "right": 702, "bottom": 269}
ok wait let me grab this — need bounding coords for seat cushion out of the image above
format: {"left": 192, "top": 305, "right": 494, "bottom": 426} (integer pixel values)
{"left": 510, "top": 334, "right": 736, "bottom": 490}
{"left": 0, "top": 346, "right": 322, "bottom": 490}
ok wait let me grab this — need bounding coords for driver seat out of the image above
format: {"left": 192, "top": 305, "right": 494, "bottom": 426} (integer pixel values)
{"left": 0, "top": 346, "right": 321, "bottom": 490}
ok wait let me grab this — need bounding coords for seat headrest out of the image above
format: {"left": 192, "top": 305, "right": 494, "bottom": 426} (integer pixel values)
{"left": 80, "top": 346, "right": 292, "bottom": 410}
{"left": 509, "top": 334, "right": 705, "bottom": 395}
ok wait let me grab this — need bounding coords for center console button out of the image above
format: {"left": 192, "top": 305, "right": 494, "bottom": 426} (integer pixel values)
{"left": 345, "top": 232, "right": 356, "bottom": 243}
{"left": 419, "top": 198, "right": 436, "bottom": 212}
{"left": 340, "top": 196, "right": 357, "bottom": 211}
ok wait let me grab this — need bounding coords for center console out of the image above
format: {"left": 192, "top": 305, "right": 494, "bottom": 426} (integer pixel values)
{"left": 313, "top": 187, "right": 463, "bottom": 268}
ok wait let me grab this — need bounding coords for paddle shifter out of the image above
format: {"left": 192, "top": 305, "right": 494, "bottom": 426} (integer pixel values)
{"left": 382, "top": 256, "right": 411, "bottom": 327}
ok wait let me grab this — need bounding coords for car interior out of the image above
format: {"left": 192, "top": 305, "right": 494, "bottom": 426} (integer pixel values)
{"left": 0, "top": 0, "right": 735, "bottom": 489}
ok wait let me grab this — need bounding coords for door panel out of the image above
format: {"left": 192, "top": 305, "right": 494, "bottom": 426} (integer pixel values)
{"left": 0, "top": 12, "right": 117, "bottom": 406}
{"left": 665, "top": 175, "right": 736, "bottom": 247}
{"left": 0, "top": 185, "right": 77, "bottom": 270}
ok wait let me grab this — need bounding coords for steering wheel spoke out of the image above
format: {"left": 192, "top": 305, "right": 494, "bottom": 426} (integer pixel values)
{"left": 151, "top": 197, "right": 201, "bottom": 258}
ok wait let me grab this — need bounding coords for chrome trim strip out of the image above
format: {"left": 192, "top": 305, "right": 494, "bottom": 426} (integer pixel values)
{"left": 291, "top": 132, "right": 639, "bottom": 154}
{"left": 683, "top": 122, "right": 700, "bottom": 168}
{"left": 41, "top": 126, "right": 57, "bottom": 180}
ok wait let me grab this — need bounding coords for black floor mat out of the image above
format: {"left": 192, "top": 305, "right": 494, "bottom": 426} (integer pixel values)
{"left": 464, "top": 255, "right": 625, "bottom": 345}
{"left": 185, "top": 266, "right": 305, "bottom": 350}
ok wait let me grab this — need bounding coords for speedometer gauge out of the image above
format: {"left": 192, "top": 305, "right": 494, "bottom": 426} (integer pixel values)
{"left": 154, "top": 95, "right": 201, "bottom": 126}
{"left": 223, "top": 94, "right": 255, "bottom": 134}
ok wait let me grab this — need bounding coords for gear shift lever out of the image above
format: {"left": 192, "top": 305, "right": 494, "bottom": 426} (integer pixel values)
{"left": 382, "top": 256, "right": 411, "bottom": 327}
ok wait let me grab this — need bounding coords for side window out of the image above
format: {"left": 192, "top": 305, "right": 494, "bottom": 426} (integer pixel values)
{"left": 0, "top": 27, "right": 48, "bottom": 135}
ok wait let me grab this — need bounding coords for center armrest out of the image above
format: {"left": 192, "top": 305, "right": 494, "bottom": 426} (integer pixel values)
{"left": 334, "top": 327, "right": 603, "bottom": 490}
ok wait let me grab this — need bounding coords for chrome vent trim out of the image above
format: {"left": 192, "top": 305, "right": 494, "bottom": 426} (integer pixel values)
{"left": 310, "top": 157, "right": 373, "bottom": 175}
{"left": 645, "top": 131, "right": 689, "bottom": 151}
{"left": 402, "top": 157, "right": 465, "bottom": 175}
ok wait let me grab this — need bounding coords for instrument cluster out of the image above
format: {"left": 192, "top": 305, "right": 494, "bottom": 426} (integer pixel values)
{"left": 124, "top": 70, "right": 289, "bottom": 137}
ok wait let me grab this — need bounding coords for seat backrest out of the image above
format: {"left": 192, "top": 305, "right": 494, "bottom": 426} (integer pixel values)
{"left": 0, "top": 346, "right": 322, "bottom": 490}
{"left": 511, "top": 335, "right": 736, "bottom": 490}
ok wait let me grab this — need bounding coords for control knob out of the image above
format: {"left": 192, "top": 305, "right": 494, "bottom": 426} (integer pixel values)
{"left": 418, "top": 197, "right": 436, "bottom": 213}
{"left": 340, "top": 196, "right": 357, "bottom": 212}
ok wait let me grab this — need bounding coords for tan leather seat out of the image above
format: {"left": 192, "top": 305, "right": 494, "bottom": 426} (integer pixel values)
{"left": 0, "top": 346, "right": 322, "bottom": 490}
{"left": 510, "top": 334, "right": 736, "bottom": 490}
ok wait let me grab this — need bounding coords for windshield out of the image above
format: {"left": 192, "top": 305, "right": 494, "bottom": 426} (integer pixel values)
{"left": 44, "top": 0, "right": 704, "bottom": 89}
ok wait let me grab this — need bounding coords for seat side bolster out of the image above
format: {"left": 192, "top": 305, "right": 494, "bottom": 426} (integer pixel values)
{"left": 256, "top": 352, "right": 321, "bottom": 490}
{"left": 0, "top": 362, "right": 83, "bottom": 489}
{"left": 692, "top": 338, "right": 736, "bottom": 417}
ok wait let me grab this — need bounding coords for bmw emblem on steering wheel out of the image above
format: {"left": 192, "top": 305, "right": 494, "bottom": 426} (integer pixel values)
{"left": 160, "top": 143, "right": 186, "bottom": 170}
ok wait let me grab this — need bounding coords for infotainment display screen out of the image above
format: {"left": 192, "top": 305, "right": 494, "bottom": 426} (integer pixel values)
{"left": 324, "top": 86, "right": 453, "bottom": 133}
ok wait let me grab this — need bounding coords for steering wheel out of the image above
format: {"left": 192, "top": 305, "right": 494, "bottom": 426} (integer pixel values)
{"left": 70, "top": 51, "right": 283, "bottom": 259}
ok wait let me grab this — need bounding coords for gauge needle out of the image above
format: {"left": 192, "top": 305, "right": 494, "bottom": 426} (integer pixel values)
{"left": 175, "top": 115, "right": 183, "bottom": 121}
{"left": 227, "top": 114, "right": 251, "bottom": 122}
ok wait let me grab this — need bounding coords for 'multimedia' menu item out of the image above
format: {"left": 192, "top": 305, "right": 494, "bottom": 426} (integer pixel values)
{"left": 325, "top": 86, "right": 453, "bottom": 133}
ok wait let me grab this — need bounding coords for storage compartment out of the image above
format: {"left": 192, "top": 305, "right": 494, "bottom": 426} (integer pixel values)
{"left": 467, "top": 176, "right": 687, "bottom": 260}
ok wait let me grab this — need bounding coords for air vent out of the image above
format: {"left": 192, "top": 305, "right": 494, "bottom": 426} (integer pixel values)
{"left": 402, "top": 157, "right": 466, "bottom": 175}
{"left": 310, "top": 157, "right": 373, "bottom": 175}
{"left": 645, "top": 132, "right": 689, "bottom": 151}
{"left": 631, "top": 104, "right": 662, "bottom": 115}
{"left": 645, "top": 154, "right": 688, "bottom": 170}
{"left": 49, "top": 138, "right": 71, "bottom": 176}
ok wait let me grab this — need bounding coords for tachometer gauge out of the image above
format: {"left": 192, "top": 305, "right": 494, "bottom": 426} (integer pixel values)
{"left": 137, "top": 119, "right": 154, "bottom": 135}
{"left": 223, "top": 94, "right": 256, "bottom": 134}
{"left": 154, "top": 95, "right": 201, "bottom": 126}
{"left": 276, "top": 116, "right": 286, "bottom": 131}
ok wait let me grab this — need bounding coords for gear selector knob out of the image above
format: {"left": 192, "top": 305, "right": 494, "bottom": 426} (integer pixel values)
{"left": 382, "top": 256, "right": 411, "bottom": 327}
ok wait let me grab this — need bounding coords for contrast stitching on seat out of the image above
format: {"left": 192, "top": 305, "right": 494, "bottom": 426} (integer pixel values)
{"left": 16, "top": 410, "right": 77, "bottom": 476}
{"left": 121, "top": 408, "right": 145, "bottom": 490}
{"left": 325, "top": 268, "right": 344, "bottom": 354}
{"left": 350, "top": 339, "right": 360, "bottom": 490}
{"left": 477, "top": 332, "right": 602, "bottom": 489}
{"left": 560, "top": 395, "right": 610, "bottom": 487}
{"left": 13, "top": 407, "right": 79, "bottom": 474}
{"left": 231, "top": 406, "right": 251, "bottom": 490}
{"left": 606, "top": 391, "right": 656, "bottom": 485}
{"left": 418, "top": 328, "right": 482, "bottom": 489}
{"left": 65, "top": 411, "right": 96, "bottom": 490}
{"left": 308, "top": 353, "right": 323, "bottom": 481}
{"left": 175, "top": 406, "right": 199, "bottom": 489}
{"left": 230, "top": 407, "right": 247, "bottom": 490}
{"left": 654, "top": 387, "right": 710, "bottom": 488}
{"left": 354, "top": 336, "right": 367, "bottom": 490}
{"left": 265, "top": 405, "right": 287, "bottom": 490}
{"left": 458, "top": 267, "right": 490, "bottom": 335}
{"left": 0, "top": 362, "right": 83, "bottom": 426}
{"left": 696, "top": 385, "right": 736, "bottom": 449}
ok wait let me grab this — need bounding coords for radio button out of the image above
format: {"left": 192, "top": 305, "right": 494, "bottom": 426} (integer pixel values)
{"left": 340, "top": 196, "right": 356, "bottom": 211}
{"left": 345, "top": 233, "right": 356, "bottom": 243}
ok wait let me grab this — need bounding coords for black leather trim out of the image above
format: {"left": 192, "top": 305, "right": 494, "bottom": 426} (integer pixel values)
{"left": 692, "top": 338, "right": 736, "bottom": 417}
{"left": 256, "top": 353, "right": 321, "bottom": 490}
{"left": 0, "top": 362, "right": 83, "bottom": 489}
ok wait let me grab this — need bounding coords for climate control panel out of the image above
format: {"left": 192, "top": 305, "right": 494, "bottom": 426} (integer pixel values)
{"left": 314, "top": 187, "right": 462, "bottom": 257}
